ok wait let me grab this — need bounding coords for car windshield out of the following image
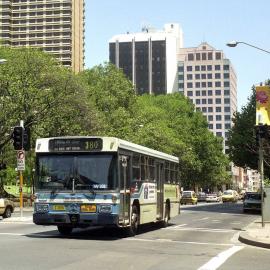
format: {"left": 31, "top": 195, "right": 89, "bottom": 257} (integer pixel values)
{"left": 35, "top": 153, "right": 118, "bottom": 191}
{"left": 245, "top": 193, "right": 261, "bottom": 200}
{"left": 223, "top": 191, "right": 233, "bottom": 195}
{"left": 182, "top": 192, "right": 192, "bottom": 197}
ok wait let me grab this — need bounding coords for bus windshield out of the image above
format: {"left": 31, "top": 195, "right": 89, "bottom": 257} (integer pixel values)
{"left": 35, "top": 153, "right": 118, "bottom": 191}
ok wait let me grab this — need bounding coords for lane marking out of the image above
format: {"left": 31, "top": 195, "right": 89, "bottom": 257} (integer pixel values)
{"left": 169, "top": 224, "right": 187, "bottom": 229}
{"left": 125, "top": 237, "right": 233, "bottom": 246}
{"left": 0, "top": 233, "right": 24, "bottom": 236}
{"left": 196, "top": 217, "right": 209, "bottom": 221}
{"left": 163, "top": 227, "right": 236, "bottom": 233}
{"left": 197, "top": 245, "right": 244, "bottom": 270}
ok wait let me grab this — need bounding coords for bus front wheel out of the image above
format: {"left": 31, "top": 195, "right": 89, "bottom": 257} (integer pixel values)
{"left": 57, "top": 225, "right": 73, "bottom": 236}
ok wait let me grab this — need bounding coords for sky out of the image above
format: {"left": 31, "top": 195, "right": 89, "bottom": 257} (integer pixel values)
{"left": 85, "top": 0, "right": 270, "bottom": 110}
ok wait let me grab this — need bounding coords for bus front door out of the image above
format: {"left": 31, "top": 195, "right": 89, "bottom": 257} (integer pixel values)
{"left": 119, "top": 155, "right": 131, "bottom": 224}
{"left": 156, "top": 162, "right": 164, "bottom": 220}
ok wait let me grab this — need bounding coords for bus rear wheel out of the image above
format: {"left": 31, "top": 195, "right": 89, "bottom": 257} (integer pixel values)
{"left": 126, "top": 205, "right": 139, "bottom": 237}
{"left": 57, "top": 225, "right": 73, "bottom": 236}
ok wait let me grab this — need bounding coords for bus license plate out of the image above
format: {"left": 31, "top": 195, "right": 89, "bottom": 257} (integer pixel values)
{"left": 81, "top": 204, "right": 96, "bottom": 213}
{"left": 53, "top": 205, "right": 65, "bottom": 211}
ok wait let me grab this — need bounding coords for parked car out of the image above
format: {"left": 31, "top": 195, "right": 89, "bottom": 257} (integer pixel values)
{"left": 180, "top": 191, "right": 198, "bottom": 205}
{"left": 197, "top": 192, "right": 206, "bottom": 202}
{"left": 0, "top": 197, "right": 15, "bottom": 218}
{"left": 206, "top": 193, "right": 221, "bottom": 203}
{"left": 222, "top": 190, "right": 238, "bottom": 203}
{"left": 243, "top": 192, "right": 261, "bottom": 213}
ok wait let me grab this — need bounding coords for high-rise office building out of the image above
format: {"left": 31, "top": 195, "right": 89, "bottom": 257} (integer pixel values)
{"left": 178, "top": 42, "right": 237, "bottom": 152}
{"left": 109, "top": 23, "right": 183, "bottom": 95}
{"left": 0, "top": 0, "right": 85, "bottom": 73}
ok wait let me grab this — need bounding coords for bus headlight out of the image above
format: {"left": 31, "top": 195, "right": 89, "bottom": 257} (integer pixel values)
{"left": 35, "top": 204, "right": 49, "bottom": 213}
{"left": 99, "top": 205, "right": 112, "bottom": 213}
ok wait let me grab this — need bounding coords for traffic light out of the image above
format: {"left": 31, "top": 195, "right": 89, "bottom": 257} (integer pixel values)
{"left": 12, "top": 126, "right": 23, "bottom": 150}
{"left": 23, "top": 127, "right": 31, "bottom": 151}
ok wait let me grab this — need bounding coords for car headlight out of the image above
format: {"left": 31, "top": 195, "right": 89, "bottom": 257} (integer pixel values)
{"left": 99, "top": 205, "right": 112, "bottom": 213}
{"left": 35, "top": 204, "right": 49, "bottom": 213}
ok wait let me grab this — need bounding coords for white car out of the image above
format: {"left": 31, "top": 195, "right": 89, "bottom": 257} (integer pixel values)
{"left": 206, "top": 193, "right": 221, "bottom": 203}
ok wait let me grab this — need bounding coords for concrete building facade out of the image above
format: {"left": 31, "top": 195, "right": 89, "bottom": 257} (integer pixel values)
{"left": 0, "top": 0, "right": 85, "bottom": 73}
{"left": 178, "top": 42, "right": 237, "bottom": 151}
{"left": 109, "top": 23, "right": 183, "bottom": 95}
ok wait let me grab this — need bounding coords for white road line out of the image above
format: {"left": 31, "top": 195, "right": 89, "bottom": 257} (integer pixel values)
{"left": 163, "top": 227, "right": 236, "bottom": 233}
{"left": 197, "top": 245, "right": 244, "bottom": 270}
{"left": 125, "top": 237, "right": 233, "bottom": 247}
{"left": 0, "top": 233, "right": 24, "bottom": 236}
{"left": 169, "top": 224, "right": 187, "bottom": 229}
{"left": 230, "top": 222, "right": 241, "bottom": 225}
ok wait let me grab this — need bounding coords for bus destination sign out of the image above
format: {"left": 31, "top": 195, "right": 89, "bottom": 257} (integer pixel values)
{"left": 49, "top": 138, "right": 103, "bottom": 152}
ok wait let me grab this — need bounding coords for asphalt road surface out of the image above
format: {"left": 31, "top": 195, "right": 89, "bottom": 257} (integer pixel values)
{"left": 0, "top": 202, "right": 269, "bottom": 270}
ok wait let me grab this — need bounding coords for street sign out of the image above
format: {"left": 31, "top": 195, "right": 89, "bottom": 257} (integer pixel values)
{"left": 17, "top": 150, "right": 25, "bottom": 171}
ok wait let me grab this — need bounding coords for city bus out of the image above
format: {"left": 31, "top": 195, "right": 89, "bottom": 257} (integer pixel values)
{"left": 33, "top": 136, "right": 180, "bottom": 236}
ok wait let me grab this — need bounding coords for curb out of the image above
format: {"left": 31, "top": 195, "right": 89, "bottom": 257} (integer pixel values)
{"left": 239, "top": 232, "right": 270, "bottom": 249}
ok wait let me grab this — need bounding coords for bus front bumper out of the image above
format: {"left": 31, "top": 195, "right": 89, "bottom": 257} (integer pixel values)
{"left": 33, "top": 212, "right": 119, "bottom": 227}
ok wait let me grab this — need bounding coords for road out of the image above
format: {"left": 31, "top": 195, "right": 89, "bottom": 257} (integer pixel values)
{"left": 0, "top": 202, "right": 269, "bottom": 270}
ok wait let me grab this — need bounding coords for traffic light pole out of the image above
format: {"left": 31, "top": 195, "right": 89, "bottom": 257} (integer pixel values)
{"left": 19, "top": 120, "right": 24, "bottom": 219}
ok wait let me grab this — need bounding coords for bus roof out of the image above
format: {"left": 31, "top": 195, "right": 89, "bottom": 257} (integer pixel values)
{"left": 35, "top": 136, "right": 179, "bottom": 163}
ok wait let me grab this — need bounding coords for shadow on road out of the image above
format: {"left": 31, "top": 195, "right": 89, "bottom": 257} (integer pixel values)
{"left": 25, "top": 222, "right": 171, "bottom": 241}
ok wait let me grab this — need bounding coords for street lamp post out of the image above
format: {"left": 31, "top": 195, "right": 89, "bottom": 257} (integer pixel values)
{"left": 227, "top": 40, "right": 270, "bottom": 227}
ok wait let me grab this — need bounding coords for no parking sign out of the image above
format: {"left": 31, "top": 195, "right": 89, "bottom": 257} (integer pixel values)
{"left": 17, "top": 150, "right": 25, "bottom": 171}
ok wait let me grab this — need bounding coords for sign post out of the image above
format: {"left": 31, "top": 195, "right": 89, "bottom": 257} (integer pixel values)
{"left": 17, "top": 150, "right": 25, "bottom": 218}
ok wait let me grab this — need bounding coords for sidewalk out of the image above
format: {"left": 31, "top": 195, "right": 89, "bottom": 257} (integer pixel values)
{"left": 239, "top": 218, "right": 270, "bottom": 249}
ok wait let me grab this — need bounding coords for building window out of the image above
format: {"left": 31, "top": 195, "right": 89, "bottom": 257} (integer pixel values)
{"left": 216, "top": 52, "right": 221, "bottom": 60}
{"left": 224, "top": 81, "right": 230, "bottom": 87}
{"left": 178, "top": 66, "right": 184, "bottom": 72}
{"left": 216, "top": 115, "right": 222, "bottom": 121}
{"left": 225, "top": 123, "right": 231, "bottom": 129}
{"left": 201, "top": 74, "right": 206, "bottom": 79}
{"left": 225, "top": 115, "right": 231, "bottom": 120}
{"left": 187, "top": 66, "right": 192, "bottom": 71}
{"left": 224, "top": 73, "right": 230, "bottom": 79}
{"left": 208, "top": 90, "right": 213, "bottom": 95}
{"left": 179, "top": 83, "right": 184, "bottom": 89}
{"left": 224, "top": 98, "right": 230, "bottom": 104}
{"left": 195, "top": 65, "right": 200, "bottom": 71}
{"left": 225, "top": 132, "right": 229, "bottom": 138}
{"left": 208, "top": 52, "right": 213, "bottom": 60}
{"left": 224, "top": 64, "right": 230, "bottom": 70}
{"left": 216, "top": 107, "right": 222, "bottom": 112}
{"left": 201, "top": 82, "right": 206, "bottom": 88}
{"left": 178, "top": 74, "right": 184, "bottom": 80}
{"left": 196, "top": 90, "right": 200, "bottom": 96}
{"left": 207, "top": 73, "right": 212, "bottom": 79}
{"left": 224, "top": 107, "right": 230, "bottom": 112}
{"left": 202, "top": 53, "right": 207, "bottom": 60}
{"left": 195, "top": 74, "right": 200, "bottom": 79}
{"left": 207, "top": 65, "right": 212, "bottom": 71}
{"left": 208, "top": 82, "right": 213, "bottom": 87}
{"left": 216, "top": 124, "right": 222, "bottom": 129}
{"left": 196, "top": 53, "right": 201, "bottom": 60}
{"left": 208, "top": 124, "right": 213, "bottom": 129}
{"left": 202, "top": 99, "right": 207, "bottom": 104}
{"left": 215, "top": 65, "right": 221, "bottom": 70}
{"left": 196, "top": 99, "right": 201, "bottom": 104}
{"left": 201, "top": 65, "right": 206, "bottom": 71}
{"left": 215, "top": 90, "right": 221, "bottom": 95}
{"left": 208, "top": 99, "right": 213, "bottom": 104}
{"left": 208, "top": 107, "right": 213, "bottom": 112}
{"left": 208, "top": 115, "right": 213, "bottom": 121}
{"left": 188, "top": 54, "right": 194, "bottom": 61}
{"left": 187, "top": 74, "right": 193, "bottom": 80}
{"left": 202, "top": 107, "right": 207, "bottom": 112}
{"left": 215, "top": 81, "right": 221, "bottom": 87}
{"left": 216, "top": 132, "right": 222, "bottom": 136}
{"left": 202, "top": 90, "right": 206, "bottom": 96}
{"left": 216, "top": 98, "right": 221, "bottom": 104}
{"left": 187, "top": 91, "right": 193, "bottom": 96}
{"left": 187, "top": 82, "right": 193, "bottom": 88}
{"left": 195, "top": 82, "right": 200, "bottom": 88}
{"left": 224, "top": 90, "right": 230, "bottom": 95}
{"left": 215, "top": 73, "right": 221, "bottom": 79}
